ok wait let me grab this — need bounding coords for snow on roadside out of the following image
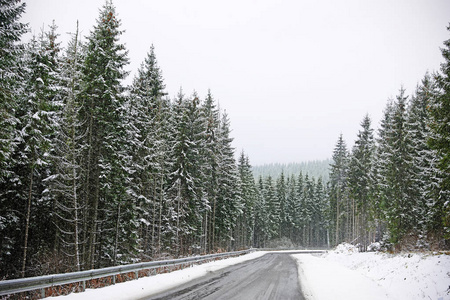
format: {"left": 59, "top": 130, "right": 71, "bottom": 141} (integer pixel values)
{"left": 293, "top": 252, "right": 395, "bottom": 300}
{"left": 50, "top": 251, "right": 266, "bottom": 300}
{"left": 293, "top": 243, "right": 450, "bottom": 300}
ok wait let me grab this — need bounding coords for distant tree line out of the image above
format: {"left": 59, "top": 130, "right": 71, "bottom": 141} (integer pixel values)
{"left": 251, "top": 160, "right": 331, "bottom": 182}
{"left": 0, "top": 0, "right": 449, "bottom": 280}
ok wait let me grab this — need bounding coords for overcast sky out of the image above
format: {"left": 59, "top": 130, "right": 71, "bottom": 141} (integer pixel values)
{"left": 22, "top": 0, "right": 450, "bottom": 165}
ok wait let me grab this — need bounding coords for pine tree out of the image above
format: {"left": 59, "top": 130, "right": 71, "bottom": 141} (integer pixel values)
{"left": 263, "top": 175, "right": 278, "bottom": 241}
{"left": 285, "top": 174, "right": 298, "bottom": 243}
{"left": 200, "top": 91, "right": 220, "bottom": 252}
{"left": 428, "top": 24, "right": 450, "bottom": 239}
{"left": 314, "top": 176, "right": 327, "bottom": 247}
{"left": 236, "top": 151, "right": 257, "bottom": 249}
{"left": 375, "top": 88, "right": 415, "bottom": 246}
{"left": 302, "top": 175, "right": 315, "bottom": 247}
{"left": 295, "top": 172, "right": 305, "bottom": 245}
{"left": 0, "top": 0, "right": 28, "bottom": 279}
{"left": 48, "top": 22, "right": 85, "bottom": 271}
{"left": 329, "top": 134, "right": 349, "bottom": 246}
{"left": 0, "top": 0, "right": 27, "bottom": 179}
{"left": 406, "top": 73, "right": 438, "bottom": 246}
{"left": 253, "top": 176, "right": 268, "bottom": 247}
{"left": 128, "top": 44, "right": 168, "bottom": 258}
{"left": 167, "top": 91, "right": 207, "bottom": 254}
{"left": 79, "top": 0, "right": 132, "bottom": 268}
{"left": 347, "top": 114, "right": 375, "bottom": 250}
{"left": 215, "top": 111, "right": 241, "bottom": 250}
{"left": 276, "top": 171, "right": 287, "bottom": 239}
{"left": 9, "top": 22, "right": 62, "bottom": 277}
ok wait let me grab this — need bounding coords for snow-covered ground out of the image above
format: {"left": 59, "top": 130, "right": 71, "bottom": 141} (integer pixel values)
{"left": 51, "top": 245, "right": 450, "bottom": 300}
{"left": 294, "top": 243, "right": 450, "bottom": 300}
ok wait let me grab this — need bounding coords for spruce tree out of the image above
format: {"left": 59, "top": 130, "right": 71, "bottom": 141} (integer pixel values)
{"left": 253, "top": 176, "right": 268, "bottom": 248}
{"left": 128, "top": 44, "right": 168, "bottom": 258}
{"left": 428, "top": 24, "right": 450, "bottom": 239}
{"left": 276, "top": 171, "right": 287, "bottom": 238}
{"left": 375, "top": 88, "right": 415, "bottom": 246}
{"left": 79, "top": 0, "right": 133, "bottom": 268}
{"left": 263, "top": 175, "right": 278, "bottom": 241}
{"left": 347, "top": 114, "right": 375, "bottom": 250}
{"left": 314, "top": 177, "right": 327, "bottom": 247}
{"left": 0, "top": 0, "right": 28, "bottom": 279}
{"left": 285, "top": 175, "right": 298, "bottom": 243}
{"left": 295, "top": 172, "right": 305, "bottom": 244}
{"left": 406, "top": 73, "right": 437, "bottom": 246}
{"left": 215, "top": 112, "right": 241, "bottom": 249}
{"left": 167, "top": 91, "right": 207, "bottom": 254}
{"left": 236, "top": 151, "right": 257, "bottom": 249}
{"left": 201, "top": 90, "right": 220, "bottom": 252}
{"left": 0, "top": 0, "right": 27, "bottom": 179}
{"left": 48, "top": 22, "right": 85, "bottom": 271}
{"left": 9, "top": 23, "right": 62, "bottom": 277}
{"left": 329, "top": 134, "right": 349, "bottom": 246}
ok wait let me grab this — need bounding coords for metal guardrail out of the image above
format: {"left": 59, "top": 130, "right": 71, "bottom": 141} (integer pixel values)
{"left": 0, "top": 249, "right": 254, "bottom": 298}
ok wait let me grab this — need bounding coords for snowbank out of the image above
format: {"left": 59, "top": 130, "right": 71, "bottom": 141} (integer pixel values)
{"left": 293, "top": 244, "right": 450, "bottom": 300}
{"left": 51, "top": 251, "right": 266, "bottom": 300}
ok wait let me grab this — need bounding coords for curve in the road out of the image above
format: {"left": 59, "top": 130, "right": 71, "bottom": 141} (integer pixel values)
{"left": 144, "top": 253, "right": 304, "bottom": 300}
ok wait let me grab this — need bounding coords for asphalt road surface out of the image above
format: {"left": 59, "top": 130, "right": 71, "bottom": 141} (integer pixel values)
{"left": 143, "top": 253, "right": 305, "bottom": 300}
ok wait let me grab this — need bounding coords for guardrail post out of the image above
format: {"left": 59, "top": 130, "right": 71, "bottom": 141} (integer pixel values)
{"left": 82, "top": 280, "right": 86, "bottom": 292}
{"left": 112, "top": 274, "right": 116, "bottom": 285}
{"left": 41, "top": 287, "right": 45, "bottom": 298}
{"left": 135, "top": 271, "right": 138, "bottom": 279}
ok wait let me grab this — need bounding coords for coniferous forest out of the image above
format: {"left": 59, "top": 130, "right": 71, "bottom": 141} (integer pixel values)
{"left": 1, "top": 0, "right": 449, "bottom": 279}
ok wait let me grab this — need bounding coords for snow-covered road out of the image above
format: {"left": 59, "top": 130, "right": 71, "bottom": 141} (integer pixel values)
{"left": 143, "top": 252, "right": 303, "bottom": 300}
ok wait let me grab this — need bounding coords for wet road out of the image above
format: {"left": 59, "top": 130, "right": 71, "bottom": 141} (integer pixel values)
{"left": 143, "top": 253, "right": 304, "bottom": 300}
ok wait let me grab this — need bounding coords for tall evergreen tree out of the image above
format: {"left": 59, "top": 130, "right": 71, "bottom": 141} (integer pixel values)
{"left": 285, "top": 174, "right": 298, "bottom": 243}
{"left": 276, "top": 171, "right": 287, "bottom": 238}
{"left": 128, "top": 44, "right": 168, "bottom": 258}
{"left": 79, "top": 0, "right": 133, "bottom": 268}
{"left": 0, "top": 0, "right": 27, "bottom": 179}
{"left": 48, "top": 22, "right": 85, "bottom": 271}
{"left": 313, "top": 176, "right": 327, "bottom": 247}
{"left": 10, "top": 22, "right": 62, "bottom": 277}
{"left": 236, "top": 151, "right": 256, "bottom": 249}
{"left": 428, "top": 24, "right": 450, "bottom": 239}
{"left": 215, "top": 112, "right": 241, "bottom": 249}
{"left": 375, "top": 88, "right": 415, "bottom": 246}
{"left": 0, "top": 0, "right": 28, "bottom": 278}
{"left": 405, "top": 73, "right": 438, "bottom": 246}
{"left": 329, "top": 134, "right": 349, "bottom": 246}
{"left": 347, "top": 114, "right": 375, "bottom": 250}
{"left": 167, "top": 91, "right": 207, "bottom": 254}
{"left": 253, "top": 176, "right": 268, "bottom": 248}
{"left": 200, "top": 90, "right": 220, "bottom": 252}
{"left": 263, "top": 175, "right": 278, "bottom": 241}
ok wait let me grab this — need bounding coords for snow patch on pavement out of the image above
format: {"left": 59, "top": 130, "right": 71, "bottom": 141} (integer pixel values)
{"left": 293, "top": 243, "right": 450, "bottom": 300}
{"left": 51, "top": 251, "right": 266, "bottom": 300}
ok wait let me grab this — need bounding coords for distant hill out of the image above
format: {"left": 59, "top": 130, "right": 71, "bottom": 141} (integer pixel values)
{"left": 251, "top": 159, "right": 332, "bottom": 182}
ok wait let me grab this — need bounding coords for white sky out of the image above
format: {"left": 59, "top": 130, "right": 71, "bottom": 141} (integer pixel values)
{"left": 22, "top": 0, "right": 450, "bottom": 165}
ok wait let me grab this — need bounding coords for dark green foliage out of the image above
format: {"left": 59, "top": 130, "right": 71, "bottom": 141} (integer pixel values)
{"left": 252, "top": 172, "right": 329, "bottom": 248}
{"left": 329, "top": 134, "right": 349, "bottom": 246}
{"left": 428, "top": 24, "right": 450, "bottom": 239}
{"left": 347, "top": 115, "right": 375, "bottom": 249}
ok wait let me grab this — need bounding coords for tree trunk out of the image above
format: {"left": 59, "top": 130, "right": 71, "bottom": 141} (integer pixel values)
{"left": 73, "top": 158, "right": 81, "bottom": 271}
{"left": 21, "top": 172, "right": 33, "bottom": 278}
{"left": 113, "top": 203, "right": 121, "bottom": 265}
